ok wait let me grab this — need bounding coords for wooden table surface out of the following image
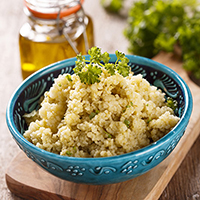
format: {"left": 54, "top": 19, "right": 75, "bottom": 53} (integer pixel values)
{"left": 159, "top": 134, "right": 200, "bottom": 200}
{"left": 0, "top": 0, "right": 199, "bottom": 199}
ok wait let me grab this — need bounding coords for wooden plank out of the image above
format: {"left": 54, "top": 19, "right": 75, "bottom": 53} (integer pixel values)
{"left": 5, "top": 52, "right": 200, "bottom": 200}
{"left": 159, "top": 134, "right": 200, "bottom": 200}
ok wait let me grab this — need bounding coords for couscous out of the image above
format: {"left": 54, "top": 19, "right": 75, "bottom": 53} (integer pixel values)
{"left": 23, "top": 47, "right": 179, "bottom": 157}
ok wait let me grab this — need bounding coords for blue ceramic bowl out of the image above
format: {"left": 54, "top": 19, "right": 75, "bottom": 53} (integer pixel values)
{"left": 6, "top": 54, "right": 193, "bottom": 185}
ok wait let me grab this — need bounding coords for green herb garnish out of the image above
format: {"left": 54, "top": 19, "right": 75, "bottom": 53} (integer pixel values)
{"left": 89, "top": 112, "right": 96, "bottom": 119}
{"left": 74, "top": 53, "right": 86, "bottom": 74}
{"left": 124, "top": 102, "right": 134, "bottom": 112}
{"left": 73, "top": 146, "right": 77, "bottom": 152}
{"left": 115, "top": 50, "right": 130, "bottom": 77}
{"left": 167, "top": 97, "right": 178, "bottom": 111}
{"left": 147, "top": 118, "right": 152, "bottom": 124}
{"left": 66, "top": 74, "right": 72, "bottom": 82}
{"left": 104, "top": 130, "right": 112, "bottom": 138}
{"left": 66, "top": 151, "right": 72, "bottom": 156}
{"left": 124, "top": 119, "right": 130, "bottom": 128}
{"left": 78, "top": 64, "right": 102, "bottom": 85}
{"left": 73, "top": 47, "right": 130, "bottom": 85}
{"left": 89, "top": 109, "right": 99, "bottom": 120}
{"left": 105, "top": 63, "right": 116, "bottom": 75}
{"left": 88, "top": 46, "right": 110, "bottom": 64}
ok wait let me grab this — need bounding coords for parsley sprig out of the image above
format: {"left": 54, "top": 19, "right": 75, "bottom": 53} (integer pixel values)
{"left": 115, "top": 51, "right": 130, "bottom": 77}
{"left": 73, "top": 47, "right": 130, "bottom": 85}
{"left": 78, "top": 64, "right": 102, "bottom": 85}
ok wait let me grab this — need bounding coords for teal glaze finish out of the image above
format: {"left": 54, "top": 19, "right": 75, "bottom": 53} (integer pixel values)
{"left": 6, "top": 55, "right": 193, "bottom": 185}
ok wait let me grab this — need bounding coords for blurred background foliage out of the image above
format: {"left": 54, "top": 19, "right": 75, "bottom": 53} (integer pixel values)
{"left": 101, "top": 0, "right": 200, "bottom": 80}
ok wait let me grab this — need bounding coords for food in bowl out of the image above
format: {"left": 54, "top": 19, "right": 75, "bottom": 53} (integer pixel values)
{"left": 23, "top": 47, "right": 180, "bottom": 158}
{"left": 6, "top": 48, "right": 192, "bottom": 184}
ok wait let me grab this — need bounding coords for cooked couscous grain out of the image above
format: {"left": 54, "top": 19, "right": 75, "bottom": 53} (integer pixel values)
{"left": 24, "top": 67, "right": 179, "bottom": 157}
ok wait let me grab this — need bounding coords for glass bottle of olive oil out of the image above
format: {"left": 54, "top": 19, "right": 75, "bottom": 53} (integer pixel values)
{"left": 19, "top": 0, "right": 94, "bottom": 79}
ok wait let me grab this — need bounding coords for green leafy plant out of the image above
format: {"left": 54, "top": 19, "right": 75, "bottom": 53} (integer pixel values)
{"left": 124, "top": 0, "right": 186, "bottom": 57}
{"left": 123, "top": 0, "right": 200, "bottom": 79}
{"left": 178, "top": 12, "right": 200, "bottom": 79}
{"left": 100, "top": 0, "right": 124, "bottom": 13}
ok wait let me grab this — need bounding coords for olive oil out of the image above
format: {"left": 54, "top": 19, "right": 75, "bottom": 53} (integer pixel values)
{"left": 19, "top": 1, "right": 94, "bottom": 79}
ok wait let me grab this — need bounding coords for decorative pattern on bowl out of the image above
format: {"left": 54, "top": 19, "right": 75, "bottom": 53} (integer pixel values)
{"left": 6, "top": 55, "right": 193, "bottom": 185}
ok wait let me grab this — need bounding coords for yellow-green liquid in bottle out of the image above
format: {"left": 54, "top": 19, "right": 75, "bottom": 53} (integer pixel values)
{"left": 19, "top": 15, "right": 94, "bottom": 79}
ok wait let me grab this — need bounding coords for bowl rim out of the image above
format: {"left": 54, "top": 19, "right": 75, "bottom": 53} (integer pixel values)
{"left": 6, "top": 54, "right": 193, "bottom": 161}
